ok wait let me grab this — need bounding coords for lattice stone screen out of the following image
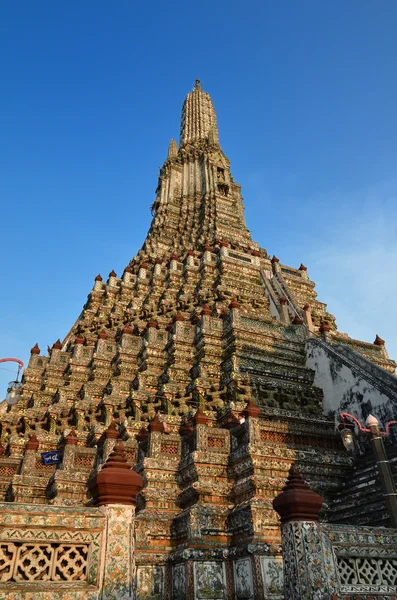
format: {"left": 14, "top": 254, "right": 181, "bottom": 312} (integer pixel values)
{"left": 0, "top": 502, "right": 106, "bottom": 599}
{"left": 326, "top": 524, "right": 397, "bottom": 597}
{"left": 337, "top": 555, "right": 397, "bottom": 589}
{"left": 0, "top": 542, "right": 89, "bottom": 582}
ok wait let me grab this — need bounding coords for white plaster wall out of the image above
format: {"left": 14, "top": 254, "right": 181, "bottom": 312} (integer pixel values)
{"left": 306, "top": 343, "right": 397, "bottom": 427}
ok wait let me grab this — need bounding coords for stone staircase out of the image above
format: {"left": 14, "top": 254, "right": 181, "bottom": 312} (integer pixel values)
{"left": 328, "top": 440, "right": 397, "bottom": 527}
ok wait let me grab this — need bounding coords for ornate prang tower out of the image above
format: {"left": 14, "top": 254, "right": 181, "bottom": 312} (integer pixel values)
{"left": 1, "top": 81, "right": 396, "bottom": 599}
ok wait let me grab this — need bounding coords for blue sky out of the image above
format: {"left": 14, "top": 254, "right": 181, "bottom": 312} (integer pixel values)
{"left": 1, "top": 1, "right": 396, "bottom": 393}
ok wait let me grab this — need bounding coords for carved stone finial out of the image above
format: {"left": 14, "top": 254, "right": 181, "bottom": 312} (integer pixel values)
{"left": 201, "top": 305, "right": 213, "bottom": 316}
{"left": 292, "top": 315, "right": 304, "bottom": 325}
{"left": 109, "top": 270, "right": 117, "bottom": 278}
{"left": 105, "top": 422, "right": 119, "bottom": 440}
{"left": 146, "top": 318, "right": 158, "bottom": 329}
{"left": 136, "top": 426, "right": 149, "bottom": 442}
{"left": 229, "top": 298, "right": 240, "bottom": 310}
{"left": 98, "top": 330, "right": 108, "bottom": 340}
{"left": 121, "top": 325, "right": 133, "bottom": 335}
{"left": 26, "top": 433, "right": 39, "bottom": 451}
{"left": 30, "top": 343, "right": 40, "bottom": 355}
{"left": 175, "top": 311, "right": 185, "bottom": 322}
{"left": 148, "top": 414, "right": 164, "bottom": 433}
{"left": 52, "top": 339, "right": 62, "bottom": 350}
{"left": 319, "top": 323, "right": 331, "bottom": 333}
{"left": 280, "top": 296, "right": 287, "bottom": 305}
{"left": 194, "top": 79, "right": 201, "bottom": 90}
{"left": 374, "top": 334, "right": 385, "bottom": 346}
{"left": 95, "top": 274, "right": 103, "bottom": 282}
{"left": 242, "top": 397, "right": 260, "bottom": 418}
{"left": 135, "top": 427, "right": 149, "bottom": 442}
{"left": 65, "top": 428, "right": 78, "bottom": 446}
{"left": 88, "top": 439, "right": 143, "bottom": 506}
{"left": 193, "top": 408, "right": 209, "bottom": 426}
{"left": 271, "top": 255, "right": 279, "bottom": 263}
{"left": 273, "top": 465, "right": 323, "bottom": 523}
{"left": 299, "top": 263, "right": 307, "bottom": 271}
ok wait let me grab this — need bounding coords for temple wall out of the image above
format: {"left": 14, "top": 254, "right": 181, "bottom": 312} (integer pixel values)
{"left": 306, "top": 340, "right": 397, "bottom": 426}
{"left": 0, "top": 502, "right": 136, "bottom": 600}
{"left": 2, "top": 500, "right": 397, "bottom": 599}
{"left": 281, "top": 520, "right": 397, "bottom": 600}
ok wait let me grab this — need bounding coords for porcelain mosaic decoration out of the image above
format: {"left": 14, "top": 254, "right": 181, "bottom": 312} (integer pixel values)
{"left": 0, "top": 80, "right": 396, "bottom": 598}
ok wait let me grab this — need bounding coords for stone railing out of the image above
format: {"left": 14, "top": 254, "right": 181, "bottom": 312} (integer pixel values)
{"left": 333, "top": 343, "right": 397, "bottom": 395}
{"left": 273, "top": 272, "right": 305, "bottom": 319}
{"left": 274, "top": 466, "right": 397, "bottom": 600}
{"left": 329, "top": 523, "right": 397, "bottom": 594}
{"left": 259, "top": 269, "right": 281, "bottom": 315}
{"left": 308, "top": 337, "right": 397, "bottom": 403}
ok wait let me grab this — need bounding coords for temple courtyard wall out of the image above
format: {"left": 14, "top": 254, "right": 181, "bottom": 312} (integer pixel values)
{"left": 1, "top": 499, "right": 397, "bottom": 599}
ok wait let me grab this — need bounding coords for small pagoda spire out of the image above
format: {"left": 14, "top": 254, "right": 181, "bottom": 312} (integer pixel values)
{"left": 105, "top": 421, "right": 119, "bottom": 439}
{"left": 167, "top": 138, "right": 178, "bottom": 159}
{"left": 65, "top": 428, "right": 78, "bottom": 446}
{"left": 148, "top": 414, "right": 164, "bottom": 433}
{"left": 193, "top": 408, "right": 209, "bottom": 426}
{"left": 374, "top": 334, "right": 385, "bottom": 346}
{"left": 26, "top": 433, "right": 39, "bottom": 451}
{"left": 136, "top": 426, "right": 149, "bottom": 442}
{"left": 242, "top": 397, "right": 260, "bottom": 418}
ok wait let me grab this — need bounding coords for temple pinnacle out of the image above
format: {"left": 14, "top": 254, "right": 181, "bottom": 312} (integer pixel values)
{"left": 180, "top": 79, "right": 219, "bottom": 146}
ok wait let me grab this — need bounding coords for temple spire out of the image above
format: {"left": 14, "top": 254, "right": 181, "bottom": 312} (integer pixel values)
{"left": 180, "top": 79, "right": 219, "bottom": 146}
{"left": 167, "top": 138, "right": 178, "bottom": 159}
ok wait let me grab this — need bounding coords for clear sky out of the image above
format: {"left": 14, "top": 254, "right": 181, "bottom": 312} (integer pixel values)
{"left": 1, "top": 1, "right": 396, "bottom": 394}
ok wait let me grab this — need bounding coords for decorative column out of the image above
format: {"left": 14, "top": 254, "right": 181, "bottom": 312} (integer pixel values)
{"left": 319, "top": 322, "right": 331, "bottom": 342}
{"left": 303, "top": 304, "right": 314, "bottom": 332}
{"left": 271, "top": 255, "right": 281, "bottom": 273}
{"left": 273, "top": 466, "right": 338, "bottom": 600}
{"left": 279, "top": 296, "right": 289, "bottom": 324}
{"left": 367, "top": 414, "right": 397, "bottom": 527}
{"left": 89, "top": 439, "right": 143, "bottom": 600}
